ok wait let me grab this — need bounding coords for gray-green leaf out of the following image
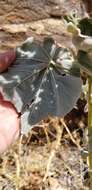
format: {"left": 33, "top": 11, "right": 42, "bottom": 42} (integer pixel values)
{"left": 0, "top": 37, "right": 81, "bottom": 133}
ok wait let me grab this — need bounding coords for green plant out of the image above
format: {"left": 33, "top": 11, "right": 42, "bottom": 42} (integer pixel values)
{"left": 78, "top": 18, "right": 92, "bottom": 190}
{"left": 0, "top": 15, "right": 92, "bottom": 189}
{"left": 67, "top": 17, "right": 92, "bottom": 190}
{"left": 0, "top": 37, "right": 81, "bottom": 134}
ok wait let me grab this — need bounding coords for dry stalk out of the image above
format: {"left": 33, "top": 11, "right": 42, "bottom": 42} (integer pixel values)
{"left": 14, "top": 134, "right": 23, "bottom": 190}
{"left": 60, "top": 118, "right": 81, "bottom": 150}
{"left": 43, "top": 118, "right": 63, "bottom": 182}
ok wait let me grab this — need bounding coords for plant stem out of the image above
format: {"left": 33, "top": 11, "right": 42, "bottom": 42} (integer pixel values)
{"left": 88, "top": 77, "right": 92, "bottom": 189}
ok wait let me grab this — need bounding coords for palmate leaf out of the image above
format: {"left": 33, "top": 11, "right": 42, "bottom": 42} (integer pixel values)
{"left": 66, "top": 17, "right": 92, "bottom": 75}
{"left": 0, "top": 37, "right": 81, "bottom": 133}
{"left": 77, "top": 18, "right": 92, "bottom": 76}
{"left": 77, "top": 50, "right": 92, "bottom": 76}
{"left": 78, "top": 18, "right": 92, "bottom": 36}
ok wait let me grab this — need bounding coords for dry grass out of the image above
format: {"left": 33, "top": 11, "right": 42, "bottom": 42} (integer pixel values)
{"left": 0, "top": 117, "right": 89, "bottom": 190}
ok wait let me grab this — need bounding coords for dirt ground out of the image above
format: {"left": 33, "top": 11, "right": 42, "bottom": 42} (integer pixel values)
{"left": 0, "top": 0, "right": 91, "bottom": 189}
{"left": 0, "top": 0, "right": 86, "bottom": 51}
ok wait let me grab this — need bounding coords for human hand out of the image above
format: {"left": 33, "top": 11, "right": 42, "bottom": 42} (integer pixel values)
{"left": 0, "top": 50, "right": 20, "bottom": 153}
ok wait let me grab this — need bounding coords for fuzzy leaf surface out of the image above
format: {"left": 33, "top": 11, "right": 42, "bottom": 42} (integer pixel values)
{"left": 0, "top": 37, "right": 81, "bottom": 133}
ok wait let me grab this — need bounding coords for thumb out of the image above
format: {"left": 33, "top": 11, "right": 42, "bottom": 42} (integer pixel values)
{"left": 0, "top": 49, "right": 16, "bottom": 73}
